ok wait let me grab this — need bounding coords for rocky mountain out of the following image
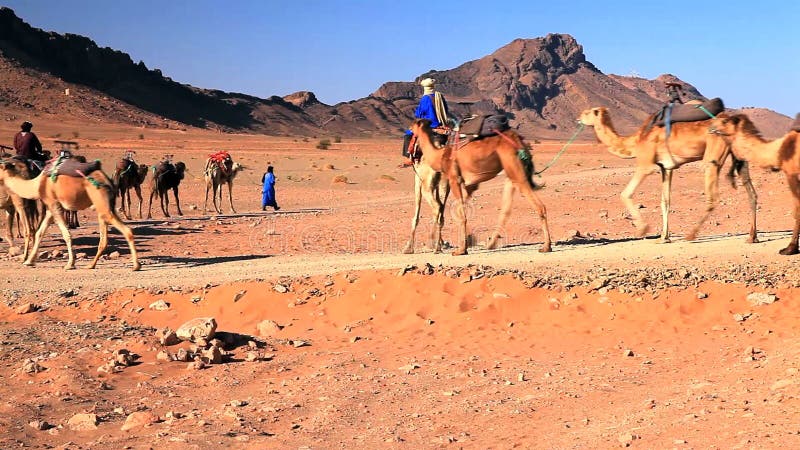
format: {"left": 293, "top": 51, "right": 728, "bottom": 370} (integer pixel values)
{"left": 0, "top": 7, "right": 790, "bottom": 139}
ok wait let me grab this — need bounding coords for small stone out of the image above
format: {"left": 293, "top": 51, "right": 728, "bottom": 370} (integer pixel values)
{"left": 245, "top": 352, "right": 260, "bottom": 362}
{"left": 273, "top": 284, "right": 289, "bottom": 293}
{"left": 21, "top": 359, "right": 44, "bottom": 374}
{"left": 175, "top": 348, "right": 191, "bottom": 362}
{"left": 108, "top": 251, "right": 121, "bottom": 259}
{"left": 747, "top": 292, "right": 778, "bottom": 306}
{"left": 623, "top": 349, "right": 634, "bottom": 357}
{"left": 256, "top": 320, "right": 283, "bottom": 337}
{"left": 696, "top": 292, "right": 708, "bottom": 299}
{"left": 492, "top": 292, "right": 510, "bottom": 299}
{"left": 67, "top": 413, "right": 98, "bottom": 431}
{"left": 187, "top": 359, "right": 206, "bottom": 370}
{"left": 16, "top": 303, "right": 37, "bottom": 314}
{"left": 29, "top": 420, "right": 50, "bottom": 431}
{"left": 149, "top": 300, "right": 170, "bottom": 311}
{"left": 202, "top": 346, "right": 223, "bottom": 364}
{"left": 232, "top": 290, "right": 246, "bottom": 302}
{"left": 290, "top": 339, "right": 310, "bottom": 348}
{"left": 156, "top": 350, "right": 172, "bottom": 362}
{"left": 121, "top": 411, "right": 159, "bottom": 431}
{"left": 230, "top": 399, "right": 248, "bottom": 407}
{"left": 156, "top": 327, "right": 181, "bottom": 346}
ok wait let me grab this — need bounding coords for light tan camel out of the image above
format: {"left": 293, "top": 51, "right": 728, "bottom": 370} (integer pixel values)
{"left": 203, "top": 158, "right": 243, "bottom": 215}
{"left": 402, "top": 155, "right": 450, "bottom": 254}
{"left": 410, "top": 118, "right": 552, "bottom": 256}
{"left": 0, "top": 159, "right": 40, "bottom": 258}
{"left": 710, "top": 114, "right": 800, "bottom": 254}
{"left": 577, "top": 107, "right": 758, "bottom": 243}
{"left": 0, "top": 161, "right": 140, "bottom": 270}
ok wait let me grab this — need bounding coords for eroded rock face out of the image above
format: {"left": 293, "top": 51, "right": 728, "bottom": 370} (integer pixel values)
{"left": 176, "top": 317, "right": 217, "bottom": 342}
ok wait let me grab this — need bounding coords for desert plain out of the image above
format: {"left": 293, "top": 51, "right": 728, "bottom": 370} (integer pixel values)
{"left": 1, "top": 116, "right": 800, "bottom": 449}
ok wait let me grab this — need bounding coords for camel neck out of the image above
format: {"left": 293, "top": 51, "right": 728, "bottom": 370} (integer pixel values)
{"left": 592, "top": 117, "right": 636, "bottom": 159}
{"left": 731, "top": 133, "right": 784, "bottom": 169}
{"left": 2, "top": 172, "right": 42, "bottom": 200}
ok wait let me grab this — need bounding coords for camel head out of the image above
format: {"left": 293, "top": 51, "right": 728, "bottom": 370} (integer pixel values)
{"left": 0, "top": 159, "right": 28, "bottom": 180}
{"left": 175, "top": 161, "right": 186, "bottom": 180}
{"left": 136, "top": 164, "right": 149, "bottom": 183}
{"left": 409, "top": 118, "right": 433, "bottom": 138}
{"left": 231, "top": 162, "right": 244, "bottom": 177}
{"left": 709, "top": 114, "right": 759, "bottom": 140}
{"left": 577, "top": 107, "right": 609, "bottom": 127}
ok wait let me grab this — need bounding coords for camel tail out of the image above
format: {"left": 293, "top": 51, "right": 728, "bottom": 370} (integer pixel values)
{"left": 519, "top": 144, "right": 541, "bottom": 191}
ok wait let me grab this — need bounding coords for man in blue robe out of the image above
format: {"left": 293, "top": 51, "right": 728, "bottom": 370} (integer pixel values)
{"left": 402, "top": 78, "right": 450, "bottom": 164}
{"left": 261, "top": 166, "right": 280, "bottom": 211}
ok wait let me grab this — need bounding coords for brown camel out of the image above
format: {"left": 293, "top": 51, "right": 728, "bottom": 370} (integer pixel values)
{"left": 114, "top": 154, "right": 149, "bottom": 220}
{"left": 402, "top": 154, "right": 450, "bottom": 254}
{"left": 0, "top": 160, "right": 140, "bottom": 270}
{"left": 147, "top": 157, "right": 185, "bottom": 219}
{"left": 203, "top": 157, "right": 243, "bottom": 215}
{"left": 577, "top": 107, "right": 758, "bottom": 243}
{"left": 410, "top": 118, "right": 552, "bottom": 256}
{"left": 709, "top": 114, "right": 800, "bottom": 255}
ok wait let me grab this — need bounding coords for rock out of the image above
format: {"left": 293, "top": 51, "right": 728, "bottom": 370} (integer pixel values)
{"left": 29, "top": 420, "right": 50, "bottom": 430}
{"left": 289, "top": 339, "right": 310, "bottom": 348}
{"left": 747, "top": 292, "right": 778, "bottom": 306}
{"left": 618, "top": 432, "right": 636, "bottom": 447}
{"left": 67, "top": 413, "right": 98, "bottom": 431}
{"left": 16, "top": 303, "right": 37, "bottom": 314}
{"left": 156, "top": 327, "right": 181, "bottom": 346}
{"left": 233, "top": 290, "right": 247, "bottom": 302}
{"left": 149, "top": 299, "right": 170, "bottom": 311}
{"left": 202, "top": 346, "right": 223, "bottom": 364}
{"left": 273, "top": 284, "right": 289, "bottom": 293}
{"left": 114, "top": 349, "right": 135, "bottom": 366}
{"left": 696, "top": 292, "right": 708, "bottom": 299}
{"left": 623, "top": 349, "right": 634, "bottom": 357}
{"left": 245, "top": 351, "right": 260, "bottom": 362}
{"left": 121, "top": 410, "right": 159, "bottom": 431}
{"left": 156, "top": 350, "right": 172, "bottom": 362}
{"left": 21, "top": 359, "right": 44, "bottom": 374}
{"left": 187, "top": 358, "right": 206, "bottom": 370}
{"left": 108, "top": 251, "right": 121, "bottom": 259}
{"left": 176, "top": 317, "right": 217, "bottom": 342}
{"left": 175, "top": 348, "right": 191, "bottom": 362}
{"left": 257, "top": 320, "right": 283, "bottom": 337}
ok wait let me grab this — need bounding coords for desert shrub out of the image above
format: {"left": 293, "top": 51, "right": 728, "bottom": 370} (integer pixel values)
{"left": 333, "top": 136, "right": 342, "bottom": 143}
{"left": 332, "top": 175, "right": 348, "bottom": 184}
{"left": 72, "top": 131, "right": 80, "bottom": 138}
{"left": 139, "top": 133, "right": 145, "bottom": 140}
{"left": 316, "top": 139, "right": 331, "bottom": 150}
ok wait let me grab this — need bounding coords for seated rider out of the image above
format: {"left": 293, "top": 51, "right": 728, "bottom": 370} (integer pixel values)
{"left": 402, "top": 78, "right": 451, "bottom": 164}
{"left": 13, "top": 121, "right": 47, "bottom": 171}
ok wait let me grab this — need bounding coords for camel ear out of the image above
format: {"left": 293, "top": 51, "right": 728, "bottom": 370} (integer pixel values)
{"left": 729, "top": 116, "right": 741, "bottom": 127}
{"left": 593, "top": 109, "right": 599, "bottom": 116}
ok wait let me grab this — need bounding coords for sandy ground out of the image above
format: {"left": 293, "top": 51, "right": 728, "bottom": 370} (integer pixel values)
{"left": 2, "top": 123, "right": 800, "bottom": 449}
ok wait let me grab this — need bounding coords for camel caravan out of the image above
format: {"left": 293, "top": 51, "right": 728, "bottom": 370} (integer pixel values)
{"left": 1, "top": 81, "right": 800, "bottom": 272}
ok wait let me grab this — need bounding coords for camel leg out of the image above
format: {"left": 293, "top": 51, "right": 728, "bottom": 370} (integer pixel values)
{"left": 147, "top": 188, "right": 156, "bottom": 219}
{"left": 402, "top": 173, "right": 423, "bottom": 254}
{"left": 24, "top": 209, "right": 53, "bottom": 267}
{"left": 621, "top": 166, "right": 652, "bottom": 238}
{"left": 779, "top": 174, "right": 800, "bottom": 256}
{"left": 123, "top": 188, "right": 133, "bottom": 220}
{"left": 518, "top": 181, "right": 553, "bottom": 253}
{"left": 134, "top": 185, "right": 143, "bottom": 220}
{"left": 449, "top": 173, "right": 469, "bottom": 256}
{"left": 213, "top": 182, "right": 222, "bottom": 214}
{"left": 2, "top": 210, "right": 15, "bottom": 250}
{"left": 203, "top": 181, "right": 211, "bottom": 215}
{"left": 687, "top": 162, "right": 722, "bottom": 241}
{"left": 161, "top": 189, "right": 170, "bottom": 218}
{"left": 487, "top": 179, "right": 515, "bottom": 250}
{"left": 433, "top": 175, "right": 450, "bottom": 253}
{"left": 173, "top": 186, "right": 183, "bottom": 216}
{"left": 658, "top": 168, "right": 673, "bottom": 243}
{"left": 89, "top": 216, "right": 109, "bottom": 269}
{"left": 107, "top": 214, "right": 140, "bottom": 270}
{"left": 228, "top": 181, "right": 236, "bottom": 214}
{"left": 51, "top": 209, "right": 76, "bottom": 270}
{"left": 738, "top": 162, "right": 759, "bottom": 243}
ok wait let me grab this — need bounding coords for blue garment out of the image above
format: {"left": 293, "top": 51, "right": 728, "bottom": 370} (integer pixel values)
{"left": 261, "top": 172, "right": 277, "bottom": 208}
{"left": 406, "top": 94, "right": 442, "bottom": 135}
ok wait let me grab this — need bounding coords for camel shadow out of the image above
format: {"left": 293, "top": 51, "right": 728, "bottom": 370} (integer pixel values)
{"left": 689, "top": 230, "right": 792, "bottom": 244}
{"left": 484, "top": 235, "right": 643, "bottom": 253}
{"left": 143, "top": 253, "right": 270, "bottom": 269}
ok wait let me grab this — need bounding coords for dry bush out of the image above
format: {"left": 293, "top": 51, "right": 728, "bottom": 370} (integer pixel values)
{"left": 332, "top": 175, "right": 349, "bottom": 184}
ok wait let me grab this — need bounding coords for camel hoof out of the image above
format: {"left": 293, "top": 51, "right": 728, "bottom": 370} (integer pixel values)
{"left": 132, "top": 263, "right": 141, "bottom": 271}
{"left": 539, "top": 244, "right": 552, "bottom": 253}
{"left": 486, "top": 236, "right": 500, "bottom": 250}
{"left": 779, "top": 245, "right": 799, "bottom": 256}
{"left": 658, "top": 237, "right": 672, "bottom": 244}
{"left": 685, "top": 231, "right": 697, "bottom": 241}
{"left": 402, "top": 245, "right": 414, "bottom": 255}
{"left": 634, "top": 224, "right": 651, "bottom": 239}
{"left": 23, "top": 260, "right": 35, "bottom": 267}
{"left": 452, "top": 248, "right": 467, "bottom": 256}
{"left": 746, "top": 237, "right": 760, "bottom": 244}
{"left": 63, "top": 264, "right": 75, "bottom": 270}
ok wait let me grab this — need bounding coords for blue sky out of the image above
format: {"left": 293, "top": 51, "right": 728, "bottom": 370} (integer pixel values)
{"left": 3, "top": 0, "right": 798, "bottom": 116}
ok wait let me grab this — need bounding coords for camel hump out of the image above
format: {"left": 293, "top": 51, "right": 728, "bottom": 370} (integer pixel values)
{"left": 790, "top": 113, "right": 800, "bottom": 133}
{"left": 52, "top": 158, "right": 102, "bottom": 178}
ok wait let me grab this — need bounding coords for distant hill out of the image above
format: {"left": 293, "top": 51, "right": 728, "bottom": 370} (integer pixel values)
{"left": 0, "top": 7, "right": 790, "bottom": 139}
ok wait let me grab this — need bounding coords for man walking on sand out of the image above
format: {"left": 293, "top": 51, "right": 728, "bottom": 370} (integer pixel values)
{"left": 261, "top": 165, "right": 280, "bottom": 211}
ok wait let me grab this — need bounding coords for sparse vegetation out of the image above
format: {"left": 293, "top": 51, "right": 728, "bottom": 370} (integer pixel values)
{"left": 334, "top": 136, "right": 342, "bottom": 143}
{"left": 317, "top": 139, "right": 331, "bottom": 150}
{"left": 332, "top": 175, "right": 348, "bottom": 184}
{"left": 139, "top": 133, "right": 145, "bottom": 139}
{"left": 72, "top": 131, "right": 80, "bottom": 138}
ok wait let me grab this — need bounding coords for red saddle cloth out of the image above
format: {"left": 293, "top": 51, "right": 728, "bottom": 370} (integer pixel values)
{"left": 208, "top": 150, "right": 232, "bottom": 173}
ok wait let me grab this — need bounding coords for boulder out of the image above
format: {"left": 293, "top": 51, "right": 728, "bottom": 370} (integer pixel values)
{"left": 176, "top": 317, "right": 217, "bottom": 342}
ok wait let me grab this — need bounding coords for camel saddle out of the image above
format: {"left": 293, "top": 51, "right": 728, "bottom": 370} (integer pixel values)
{"left": 653, "top": 97, "right": 724, "bottom": 127}
{"left": 48, "top": 157, "right": 101, "bottom": 178}
{"left": 458, "top": 115, "right": 510, "bottom": 141}
{"left": 209, "top": 150, "right": 233, "bottom": 174}
{"left": 790, "top": 113, "right": 800, "bottom": 133}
